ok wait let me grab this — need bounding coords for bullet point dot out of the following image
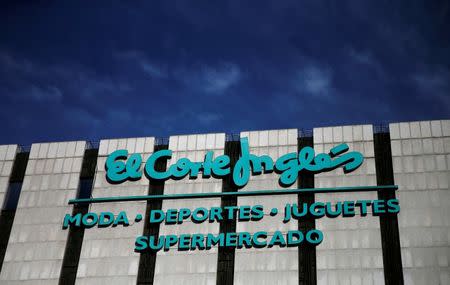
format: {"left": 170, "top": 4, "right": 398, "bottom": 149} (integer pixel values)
{"left": 270, "top": 208, "right": 278, "bottom": 216}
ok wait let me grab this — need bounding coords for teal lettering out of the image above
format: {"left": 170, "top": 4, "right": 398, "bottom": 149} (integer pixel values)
{"left": 238, "top": 206, "right": 251, "bottom": 221}
{"left": 145, "top": 150, "right": 172, "bottom": 180}
{"left": 148, "top": 236, "right": 163, "bottom": 251}
{"left": 206, "top": 233, "right": 224, "bottom": 248}
{"left": 326, "top": 202, "right": 342, "bottom": 217}
{"left": 269, "top": 231, "right": 286, "bottom": 247}
{"left": 150, "top": 210, "right": 164, "bottom": 223}
{"left": 276, "top": 152, "right": 300, "bottom": 186}
{"left": 343, "top": 201, "right": 355, "bottom": 217}
{"left": 202, "top": 151, "right": 214, "bottom": 177}
{"left": 113, "top": 211, "right": 129, "bottom": 226}
{"left": 212, "top": 155, "right": 230, "bottom": 176}
{"left": 252, "top": 231, "right": 267, "bottom": 248}
{"left": 166, "top": 209, "right": 178, "bottom": 224}
{"left": 178, "top": 208, "right": 191, "bottom": 223}
{"left": 63, "top": 213, "right": 81, "bottom": 229}
{"left": 310, "top": 202, "right": 325, "bottom": 218}
{"left": 306, "top": 229, "right": 323, "bottom": 245}
{"left": 178, "top": 234, "right": 190, "bottom": 250}
{"left": 172, "top": 158, "right": 192, "bottom": 178}
{"left": 225, "top": 232, "right": 238, "bottom": 247}
{"left": 250, "top": 205, "right": 264, "bottom": 220}
{"left": 82, "top": 213, "right": 98, "bottom": 228}
{"left": 238, "top": 232, "right": 252, "bottom": 248}
{"left": 373, "top": 199, "right": 386, "bottom": 214}
{"left": 98, "top": 212, "right": 114, "bottom": 227}
{"left": 164, "top": 235, "right": 178, "bottom": 250}
{"left": 356, "top": 200, "right": 372, "bottom": 216}
{"left": 192, "top": 208, "right": 208, "bottom": 223}
{"left": 191, "top": 234, "right": 205, "bottom": 250}
{"left": 105, "top": 150, "right": 143, "bottom": 183}
{"left": 287, "top": 230, "right": 304, "bottom": 246}
{"left": 105, "top": 137, "right": 364, "bottom": 188}
{"left": 387, "top": 199, "right": 400, "bottom": 213}
{"left": 135, "top": 236, "right": 148, "bottom": 251}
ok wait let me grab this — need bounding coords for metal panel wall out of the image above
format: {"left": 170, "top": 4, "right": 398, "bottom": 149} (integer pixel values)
{"left": 75, "top": 137, "right": 154, "bottom": 285}
{"left": 154, "top": 133, "right": 225, "bottom": 285}
{"left": 390, "top": 120, "right": 450, "bottom": 284}
{"left": 0, "top": 145, "right": 18, "bottom": 210}
{"left": 0, "top": 141, "right": 86, "bottom": 284}
{"left": 234, "top": 129, "right": 299, "bottom": 285}
{"left": 314, "top": 125, "right": 383, "bottom": 285}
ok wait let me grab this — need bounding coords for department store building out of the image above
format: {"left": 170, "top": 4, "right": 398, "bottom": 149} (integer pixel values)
{"left": 0, "top": 119, "right": 448, "bottom": 285}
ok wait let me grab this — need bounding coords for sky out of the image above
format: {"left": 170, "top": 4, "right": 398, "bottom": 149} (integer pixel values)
{"left": 0, "top": 1, "right": 449, "bottom": 146}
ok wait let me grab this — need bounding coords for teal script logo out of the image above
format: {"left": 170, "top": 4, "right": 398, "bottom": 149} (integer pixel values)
{"left": 105, "top": 137, "right": 364, "bottom": 187}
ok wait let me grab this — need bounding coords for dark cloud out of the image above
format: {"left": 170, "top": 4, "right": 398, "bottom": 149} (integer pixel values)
{"left": 0, "top": 0, "right": 449, "bottom": 145}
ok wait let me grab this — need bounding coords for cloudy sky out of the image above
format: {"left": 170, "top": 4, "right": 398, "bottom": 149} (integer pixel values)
{"left": 0, "top": 1, "right": 449, "bottom": 145}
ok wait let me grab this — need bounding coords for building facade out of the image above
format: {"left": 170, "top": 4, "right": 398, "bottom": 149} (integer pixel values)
{"left": 0, "top": 120, "right": 449, "bottom": 285}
